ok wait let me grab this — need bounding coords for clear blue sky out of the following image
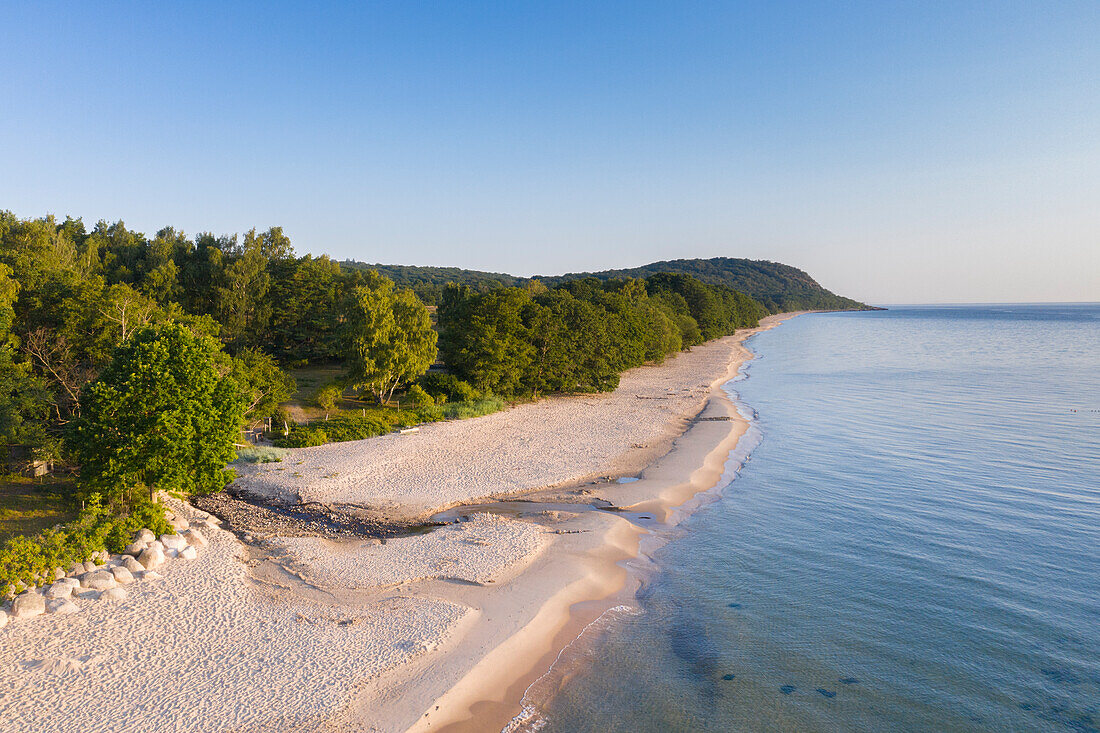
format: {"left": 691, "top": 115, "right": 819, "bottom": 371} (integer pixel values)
{"left": 2, "top": 1, "right": 1097, "bottom": 304}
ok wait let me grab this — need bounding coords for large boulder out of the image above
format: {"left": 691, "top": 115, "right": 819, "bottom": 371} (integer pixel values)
{"left": 137, "top": 545, "right": 166, "bottom": 570}
{"left": 160, "top": 534, "right": 187, "bottom": 552}
{"left": 99, "top": 587, "right": 127, "bottom": 602}
{"left": 121, "top": 556, "right": 144, "bottom": 573}
{"left": 67, "top": 562, "right": 84, "bottom": 577}
{"left": 81, "top": 570, "right": 118, "bottom": 591}
{"left": 109, "top": 566, "right": 135, "bottom": 584}
{"left": 180, "top": 545, "right": 198, "bottom": 561}
{"left": 44, "top": 583, "right": 73, "bottom": 600}
{"left": 168, "top": 515, "right": 190, "bottom": 531}
{"left": 124, "top": 541, "right": 147, "bottom": 557}
{"left": 82, "top": 561, "right": 97, "bottom": 573}
{"left": 11, "top": 592, "right": 46, "bottom": 620}
{"left": 182, "top": 528, "right": 208, "bottom": 548}
{"left": 47, "top": 598, "right": 80, "bottom": 615}
{"left": 134, "top": 528, "right": 155, "bottom": 544}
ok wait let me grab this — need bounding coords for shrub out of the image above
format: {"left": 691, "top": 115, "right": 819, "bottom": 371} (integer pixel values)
{"left": 418, "top": 373, "right": 479, "bottom": 403}
{"left": 234, "top": 446, "right": 288, "bottom": 463}
{"left": 442, "top": 398, "right": 505, "bottom": 420}
{"left": 0, "top": 493, "right": 171, "bottom": 598}
{"left": 404, "top": 384, "right": 434, "bottom": 407}
{"left": 314, "top": 382, "right": 343, "bottom": 416}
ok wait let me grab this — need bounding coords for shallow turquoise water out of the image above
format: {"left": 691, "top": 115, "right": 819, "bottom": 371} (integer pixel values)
{"left": 527, "top": 304, "right": 1100, "bottom": 732}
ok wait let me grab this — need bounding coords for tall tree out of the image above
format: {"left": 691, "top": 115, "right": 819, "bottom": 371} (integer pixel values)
{"left": 71, "top": 323, "right": 245, "bottom": 504}
{"left": 344, "top": 271, "right": 437, "bottom": 404}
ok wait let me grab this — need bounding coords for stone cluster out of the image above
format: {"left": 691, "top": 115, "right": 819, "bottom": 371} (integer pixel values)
{"left": 0, "top": 508, "right": 219, "bottom": 629}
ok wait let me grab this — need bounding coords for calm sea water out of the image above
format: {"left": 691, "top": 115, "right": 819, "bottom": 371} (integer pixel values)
{"left": 525, "top": 304, "right": 1100, "bottom": 732}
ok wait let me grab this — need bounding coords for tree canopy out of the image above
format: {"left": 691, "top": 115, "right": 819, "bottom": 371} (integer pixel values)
{"left": 72, "top": 323, "right": 245, "bottom": 504}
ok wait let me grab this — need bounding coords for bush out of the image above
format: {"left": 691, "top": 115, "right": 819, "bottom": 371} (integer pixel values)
{"left": 234, "top": 446, "right": 288, "bottom": 463}
{"left": 0, "top": 493, "right": 171, "bottom": 598}
{"left": 442, "top": 398, "right": 505, "bottom": 420}
{"left": 314, "top": 382, "right": 343, "bottom": 415}
{"left": 404, "top": 384, "right": 434, "bottom": 406}
{"left": 418, "top": 373, "right": 479, "bottom": 403}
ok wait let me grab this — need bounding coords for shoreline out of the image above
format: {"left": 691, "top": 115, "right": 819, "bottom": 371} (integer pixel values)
{"left": 396, "top": 312, "right": 800, "bottom": 732}
{"left": 0, "top": 313, "right": 801, "bottom": 733}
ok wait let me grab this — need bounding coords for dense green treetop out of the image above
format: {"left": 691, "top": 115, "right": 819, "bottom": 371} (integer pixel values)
{"left": 72, "top": 323, "right": 245, "bottom": 504}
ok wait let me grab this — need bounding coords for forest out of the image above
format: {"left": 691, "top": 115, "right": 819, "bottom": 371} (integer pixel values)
{"left": 0, "top": 210, "right": 768, "bottom": 592}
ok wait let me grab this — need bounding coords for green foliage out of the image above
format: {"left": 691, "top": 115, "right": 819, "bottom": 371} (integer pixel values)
{"left": 228, "top": 347, "right": 297, "bottom": 426}
{"left": 0, "top": 493, "right": 171, "bottom": 598}
{"left": 441, "top": 398, "right": 505, "bottom": 420}
{"left": 233, "top": 446, "right": 288, "bottom": 463}
{"left": 418, "top": 372, "right": 480, "bottom": 403}
{"left": 344, "top": 270, "right": 438, "bottom": 404}
{"left": 314, "top": 382, "right": 343, "bottom": 415}
{"left": 71, "top": 323, "right": 246, "bottom": 503}
{"left": 404, "top": 384, "right": 434, "bottom": 406}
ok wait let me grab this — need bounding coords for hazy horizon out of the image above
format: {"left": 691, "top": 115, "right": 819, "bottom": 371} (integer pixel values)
{"left": 3, "top": 2, "right": 1097, "bottom": 304}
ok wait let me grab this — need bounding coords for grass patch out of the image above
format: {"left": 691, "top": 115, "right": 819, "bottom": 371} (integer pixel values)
{"left": 0, "top": 477, "right": 80, "bottom": 544}
{"left": 234, "top": 446, "right": 288, "bottom": 464}
{"left": 271, "top": 399, "right": 506, "bottom": 448}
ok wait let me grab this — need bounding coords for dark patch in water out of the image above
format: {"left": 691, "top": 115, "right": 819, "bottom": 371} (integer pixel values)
{"left": 780, "top": 685, "right": 797, "bottom": 695}
{"left": 816, "top": 689, "right": 836, "bottom": 698}
{"left": 722, "top": 674, "right": 736, "bottom": 681}
{"left": 1041, "top": 667, "right": 1082, "bottom": 685}
{"left": 839, "top": 677, "right": 860, "bottom": 685}
{"left": 727, "top": 602, "right": 742, "bottom": 608}
{"left": 1019, "top": 703, "right": 1036, "bottom": 711}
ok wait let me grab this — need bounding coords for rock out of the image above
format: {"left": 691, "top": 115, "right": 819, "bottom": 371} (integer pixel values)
{"left": 142, "top": 570, "right": 164, "bottom": 581}
{"left": 11, "top": 592, "right": 46, "bottom": 620}
{"left": 160, "top": 534, "right": 187, "bottom": 551}
{"left": 99, "top": 587, "right": 127, "bottom": 602}
{"left": 182, "top": 528, "right": 208, "bottom": 548}
{"left": 124, "top": 542, "right": 147, "bottom": 557}
{"left": 135, "top": 528, "right": 155, "bottom": 544}
{"left": 180, "top": 545, "right": 198, "bottom": 560}
{"left": 81, "top": 570, "right": 118, "bottom": 591}
{"left": 67, "top": 562, "right": 84, "bottom": 577}
{"left": 56, "top": 576, "right": 80, "bottom": 588}
{"left": 82, "top": 561, "right": 97, "bottom": 573}
{"left": 122, "top": 556, "right": 144, "bottom": 573}
{"left": 137, "top": 545, "right": 166, "bottom": 570}
{"left": 148, "top": 540, "right": 165, "bottom": 553}
{"left": 109, "top": 566, "right": 135, "bottom": 584}
{"left": 47, "top": 598, "right": 80, "bottom": 615}
{"left": 0, "top": 609, "right": 7, "bottom": 628}
{"left": 44, "top": 583, "right": 73, "bottom": 600}
{"left": 53, "top": 567, "right": 65, "bottom": 580}
{"left": 166, "top": 549, "right": 179, "bottom": 559}
{"left": 169, "top": 515, "right": 190, "bottom": 531}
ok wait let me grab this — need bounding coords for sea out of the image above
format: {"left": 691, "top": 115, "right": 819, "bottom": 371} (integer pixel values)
{"left": 515, "top": 304, "right": 1100, "bottom": 732}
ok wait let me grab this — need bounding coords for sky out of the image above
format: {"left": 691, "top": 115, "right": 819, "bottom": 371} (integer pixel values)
{"left": 1, "top": 1, "right": 1097, "bottom": 304}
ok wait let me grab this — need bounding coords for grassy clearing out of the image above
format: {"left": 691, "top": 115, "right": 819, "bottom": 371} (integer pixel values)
{"left": 0, "top": 477, "right": 80, "bottom": 544}
{"left": 233, "top": 446, "right": 288, "bottom": 464}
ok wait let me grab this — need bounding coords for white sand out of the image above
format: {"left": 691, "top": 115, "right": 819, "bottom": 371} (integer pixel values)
{"left": 234, "top": 335, "right": 750, "bottom": 521}
{"left": 0, "top": 314, "right": 800, "bottom": 733}
{"left": 273, "top": 514, "right": 548, "bottom": 589}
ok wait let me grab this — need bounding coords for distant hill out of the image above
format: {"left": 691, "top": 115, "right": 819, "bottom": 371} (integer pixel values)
{"left": 341, "top": 257, "right": 869, "bottom": 313}
{"left": 540, "top": 258, "right": 869, "bottom": 313}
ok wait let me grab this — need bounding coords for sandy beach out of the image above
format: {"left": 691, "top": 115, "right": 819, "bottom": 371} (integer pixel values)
{"left": 0, "top": 313, "right": 798, "bottom": 733}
